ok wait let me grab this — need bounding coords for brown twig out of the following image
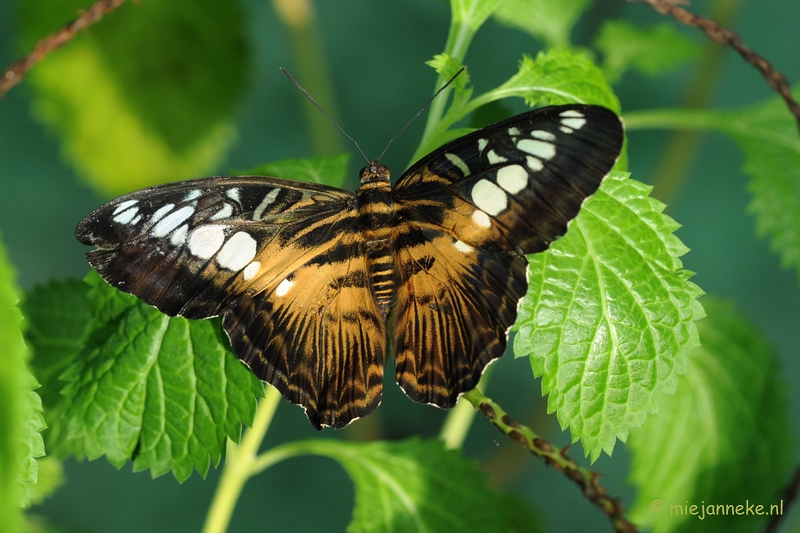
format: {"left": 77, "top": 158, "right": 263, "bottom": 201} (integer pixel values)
{"left": 628, "top": 0, "right": 800, "bottom": 135}
{"left": 0, "top": 0, "right": 128, "bottom": 97}
{"left": 464, "top": 389, "right": 639, "bottom": 533}
{"left": 763, "top": 465, "right": 800, "bottom": 533}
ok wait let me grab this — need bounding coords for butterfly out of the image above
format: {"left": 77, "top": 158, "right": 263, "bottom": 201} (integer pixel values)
{"left": 76, "top": 104, "right": 624, "bottom": 430}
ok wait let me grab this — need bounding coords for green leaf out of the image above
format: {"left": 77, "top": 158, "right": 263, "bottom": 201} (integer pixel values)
{"left": 594, "top": 21, "right": 700, "bottom": 83}
{"left": 628, "top": 298, "right": 793, "bottom": 533}
{"left": 22, "top": 457, "right": 64, "bottom": 508}
{"left": 625, "top": 90, "right": 800, "bottom": 280}
{"left": 18, "top": 0, "right": 249, "bottom": 195}
{"left": 292, "top": 438, "right": 539, "bottom": 533}
{"left": 235, "top": 153, "right": 352, "bottom": 189}
{"left": 450, "top": 0, "right": 504, "bottom": 37}
{"left": 414, "top": 49, "right": 621, "bottom": 165}
{"left": 721, "top": 93, "right": 800, "bottom": 281}
{"left": 488, "top": 50, "right": 621, "bottom": 113}
{"left": 493, "top": 0, "right": 591, "bottom": 48}
{"left": 57, "top": 273, "right": 263, "bottom": 481}
{"left": 514, "top": 172, "right": 704, "bottom": 461}
{"left": 0, "top": 232, "right": 35, "bottom": 532}
{"left": 24, "top": 280, "right": 91, "bottom": 416}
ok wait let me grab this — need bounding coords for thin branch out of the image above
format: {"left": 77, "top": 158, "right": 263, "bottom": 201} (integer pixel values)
{"left": 763, "top": 465, "right": 800, "bottom": 533}
{"left": 464, "top": 389, "right": 639, "bottom": 533}
{"left": 0, "top": 0, "right": 128, "bottom": 97}
{"left": 628, "top": 0, "right": 800, "bottom": 135}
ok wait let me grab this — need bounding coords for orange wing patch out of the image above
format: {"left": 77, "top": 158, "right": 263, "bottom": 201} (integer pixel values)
{"left": 391, "top": 221, "right": 527, "bottom": 407}
{"left": 223, "top": 230, "right": 386, "bottom": 429}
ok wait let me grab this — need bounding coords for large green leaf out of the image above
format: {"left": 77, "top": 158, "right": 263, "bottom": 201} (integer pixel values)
{"left": 628, "top": 298, "right": 793, "bottom": 533}
{"left": 514, "top": 172, "right": 704, "bottom": 461}
{"left": 625, "top": 89, "right": 800, "bottom": 280}
{"left": 56, "top": 273, "right": 263, "bottom": 481}
{"left": 236, "top": 153, "right": 352, "bottom": 189}
{"left": 0, "top": 233, "right": 39, "bottom": 532}
{"left": 18, "top": 0, "right": 249, "bottom": 195}
{"left": 594, "top": 21, "right": 700, "bottom": 83}
{"left": 283, "top": 438, "right": 540, "bottom": 533}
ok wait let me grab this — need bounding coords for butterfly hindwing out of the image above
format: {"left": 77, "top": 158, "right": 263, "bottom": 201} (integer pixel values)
{"left": 223, "top": 229, "right": 386, "bottom": 429}
{"left": 391, "top": 218, "right": 528, "bottom": 406}
{"left": 390, "top": 104, "right": 623, "bottom": 406}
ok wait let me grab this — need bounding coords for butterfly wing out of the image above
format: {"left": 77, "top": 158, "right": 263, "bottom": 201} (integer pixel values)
{"left": 391, "top": 104, "right": 624, "bottom": 405}
{"left": 76, "top": 176, "right": 386, "bottom": 429}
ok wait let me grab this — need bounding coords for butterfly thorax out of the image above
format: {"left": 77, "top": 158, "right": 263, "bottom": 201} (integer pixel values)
{"left": 357, "top": 163, "right": 396, "bottom": 318}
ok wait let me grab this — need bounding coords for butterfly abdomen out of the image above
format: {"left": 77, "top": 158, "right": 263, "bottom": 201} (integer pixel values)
{"left": 357, "top": 166, "right": 397, "bottom": 318}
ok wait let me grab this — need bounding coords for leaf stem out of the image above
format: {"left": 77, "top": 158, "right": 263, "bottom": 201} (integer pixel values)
{"left": 202, "top": 385, "right": 281, "bottom": 533}
{"left": 464, "top": 388, "right": 639, "bottom": 533}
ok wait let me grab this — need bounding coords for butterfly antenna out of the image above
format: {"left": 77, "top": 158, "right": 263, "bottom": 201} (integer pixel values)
{"left": 280, "top": 67, "right": 371, "bottom": 165}
{"left": 376, "top": 67, "right": 466, "bottom": 163}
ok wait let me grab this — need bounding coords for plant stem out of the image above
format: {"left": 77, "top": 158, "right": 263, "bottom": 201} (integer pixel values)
{"left": 645, "top": 0, "right": 743, "bottom": 206}
{"left": 272, "top": 0, "right": 344, "bottom": 157}
{"left": 438, "top": 363, "right": 494, "bottom": 449}
{"left": 202, "top": 386, "right": 282, "bottom": 533}
{"left": 465, "top": 388, "right": 639, "bottom": 533}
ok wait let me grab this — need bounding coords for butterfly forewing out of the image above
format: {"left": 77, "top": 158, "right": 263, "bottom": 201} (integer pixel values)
{"left": 76, "top": 176, "right": 354, "bottom": 318}
{"left": 393, "top": 105, "right": 624, "bottom": 254}
{"left": 76, "top": 103, "right": 624, "bottom": 430}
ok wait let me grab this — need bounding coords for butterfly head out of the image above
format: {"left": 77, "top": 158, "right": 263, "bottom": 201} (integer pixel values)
{"left": 359, "top": 161, "right": 391, "bottom": 185}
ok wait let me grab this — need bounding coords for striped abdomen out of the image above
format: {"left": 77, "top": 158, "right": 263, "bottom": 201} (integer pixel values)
{"left": 357, "top": 176, "right": 396, "bottom": 318}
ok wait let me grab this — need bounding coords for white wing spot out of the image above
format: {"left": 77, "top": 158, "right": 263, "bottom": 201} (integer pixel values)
{"left": 226, "top": 188, "right": 241, "bottom": 202}
{"left": 454, "top": 240, "right": 474, "bottom": 253}
{"left": 496, "top": 165, "right": 528, "bottom": 194}
{"left": 131, "top": 214, "right": 142, "bottom": 225}
{"left": 171, "top": 224, "right": 189, "bottom": 246}
{"left": 471, "top": 179, "right": 507, "bottom": 216}
{"left": 253, "top": 189, "right": 280, "bottom": 220}
{"left": 113, "top": 206, "right": 139, "bottom": 224}
{"left": 560, "top": 110, "right": 584, "bottom": 118}
{"left": 243, "top": 261, "right": 261, "bottom": 281}
{"left": 531, "top": 130, "right": 556, "bottom": 141}
{"left": 487, "top": 150, "right": 507, "bottom": 164}
{"left": 560, "top": 125, "right": 574, "bottom": 134}
{"left": 210, "top": 203, "right": 234, "bottom": 221}
{"left": 445, "top": 153, "right": 471, "bottom": 177}
{"left": 561, "top": 117, "right": 586, "bottom": 130}
{"left": 184, "top": 190, "right": 202, "bottom": 202}
{"left": 275, "top": 277, "right": 295, "bottom": 297}
{"left": 526, "top": 156, "right": 544, "bottom": 171}
{"left": 517, "top": 139, "right": 556, "bottom": 160}
{"left": 217, "top": 231, "right": 257, "bottom": 271}
{"left": 188, "top": 225, "right": 226, "bottom": 259}
{"left": 471, "top": 210, "right": 491, "bottom": 229}
{"left": 152, "top": 205, "right": 195, "bottom": 237}
{"left": 113, "top": 199, "right": 138, "bottom": 215}
{"left": 150, "top": 204, "right": 175, "bottom": 224}
{"left": 477, "top": 138, "right": 488, "bottom": 152}
{"left": 508, "top": 127, "right": 520, "bottom": 136}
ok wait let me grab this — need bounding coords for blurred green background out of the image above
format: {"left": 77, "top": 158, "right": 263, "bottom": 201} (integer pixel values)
{"left": 1, "top": 0, "right": 799, "bottom": 531}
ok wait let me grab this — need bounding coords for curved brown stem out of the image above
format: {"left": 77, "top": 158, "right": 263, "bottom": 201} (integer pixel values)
{"left": 0, "top": 0, "right": 128, "bottom": 97}
{"left": 464, "top": 389, "right": 639, "bottom": 533}
{"left": 628, "top": 0, "right": 800, "bottom": 135}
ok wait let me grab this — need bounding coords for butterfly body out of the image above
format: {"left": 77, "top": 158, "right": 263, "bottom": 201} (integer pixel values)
{"left": 76, "top": 104, "right": 624, "bottom": 429}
